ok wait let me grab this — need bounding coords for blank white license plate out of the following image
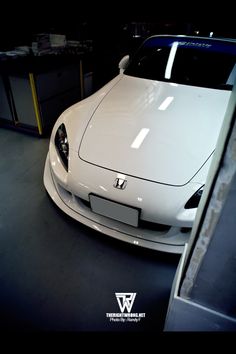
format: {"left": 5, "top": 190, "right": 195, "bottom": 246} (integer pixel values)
{"left": 90, "top": 194, "right": 139, "bottom": 227}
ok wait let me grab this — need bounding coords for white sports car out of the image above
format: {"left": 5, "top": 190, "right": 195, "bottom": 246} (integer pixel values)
{"left": 44, "top": 35, "right": 236, "bottom": 253}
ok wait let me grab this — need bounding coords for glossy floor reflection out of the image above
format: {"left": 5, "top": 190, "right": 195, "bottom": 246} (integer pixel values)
{"left": 0, "top": 128, "right": 180, "bottom": 331}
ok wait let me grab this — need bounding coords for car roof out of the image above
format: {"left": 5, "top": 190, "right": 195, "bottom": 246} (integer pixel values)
{"left": 147, "top": 34, "right": 236, "bottom": 44}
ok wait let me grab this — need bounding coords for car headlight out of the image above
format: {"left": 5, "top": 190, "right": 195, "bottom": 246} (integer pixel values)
{"left": 185, "top": 186, "right": 204, "bottom": 209}
{"left": 55, "top": 123, "right": 69, "bottom": 171}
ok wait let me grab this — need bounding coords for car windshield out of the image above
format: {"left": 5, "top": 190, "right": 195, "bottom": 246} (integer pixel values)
{"left": 124, "top": 36, "right": 236, "bottom": 90}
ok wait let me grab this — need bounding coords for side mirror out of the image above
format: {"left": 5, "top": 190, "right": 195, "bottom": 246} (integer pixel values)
{"left": 118, "top": 55, "right": 130, "bottom": 74}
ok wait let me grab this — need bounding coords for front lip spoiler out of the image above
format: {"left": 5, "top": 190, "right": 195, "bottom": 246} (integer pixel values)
{"left": 44, "top": 153, "right": 187, "bottom": 254}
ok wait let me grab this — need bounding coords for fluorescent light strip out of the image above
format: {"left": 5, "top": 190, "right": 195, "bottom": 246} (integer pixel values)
{"left": 131, "top": 128, "right": 150, "bottom": 149}
{"left": 158, "top": 96, "right": 174, "bottom": 111}
{"left": 165, "top": 41, "right": 178, "bottom": 79}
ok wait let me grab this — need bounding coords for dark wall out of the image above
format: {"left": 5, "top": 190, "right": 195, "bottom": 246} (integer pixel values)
{"left": 1, "top": 1, "right": 235, "bottom": 47}
{"left": 1, "top": 2, "right": 235, "bottom": 90}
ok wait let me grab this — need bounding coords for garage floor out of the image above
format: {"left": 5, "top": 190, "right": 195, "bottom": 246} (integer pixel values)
{"left": 0, "top": 128, "right": 180, "bottom": 332}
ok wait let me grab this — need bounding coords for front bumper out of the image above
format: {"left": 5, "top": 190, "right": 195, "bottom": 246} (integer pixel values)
{"left": 44, "top": 153, "right": 190, "bottom": 254}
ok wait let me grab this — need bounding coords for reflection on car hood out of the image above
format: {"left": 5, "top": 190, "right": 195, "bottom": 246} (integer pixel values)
{"left": 79, "top": 75, "right": 231, "bottom": 186}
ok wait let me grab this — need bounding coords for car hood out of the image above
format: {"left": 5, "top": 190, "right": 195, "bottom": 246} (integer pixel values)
{"left": 79, "top": 75, "right": 230, "bottom": 186}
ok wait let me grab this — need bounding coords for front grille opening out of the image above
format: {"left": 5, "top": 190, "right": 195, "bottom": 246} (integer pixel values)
{"left": 57, "top": 183, "right": 72, "bottom": 198}
{"left": 65, "top": 190, "right": 72, "bottom": 197}
{"left": 139, "top": 219, "right": 171, "bottom": 232}
{"left": 75, "top": 196, "right": 91, "bottom": 209}
{"left": 81, "top": 198, "right": 91, "bottom": 208}
{"left": 180, "top": 227, "right": 191, "bottom": 234}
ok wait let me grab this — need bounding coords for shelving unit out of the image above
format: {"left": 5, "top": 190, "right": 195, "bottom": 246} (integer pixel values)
{"left": 0, "top": 54, "right": 93, "bottom": 136}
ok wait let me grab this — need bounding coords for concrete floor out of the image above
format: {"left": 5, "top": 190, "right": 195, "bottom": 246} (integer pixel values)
{"left": 0, "top": 127, "right": 180, "bottom": 331}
